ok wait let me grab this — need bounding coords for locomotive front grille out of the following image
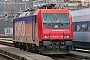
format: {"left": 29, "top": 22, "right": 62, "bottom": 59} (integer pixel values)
{"left": 39, "top": 40, "right": 73, "bottom": 51}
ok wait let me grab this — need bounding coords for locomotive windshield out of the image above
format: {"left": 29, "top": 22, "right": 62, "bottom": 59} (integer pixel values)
{"left": 42, "top": 13, "right": 70, "bottom": 28}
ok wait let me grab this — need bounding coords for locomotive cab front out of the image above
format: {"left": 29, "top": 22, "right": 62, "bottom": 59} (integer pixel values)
{"left": 34, "top": 9, "right": 73, "bottom": 54}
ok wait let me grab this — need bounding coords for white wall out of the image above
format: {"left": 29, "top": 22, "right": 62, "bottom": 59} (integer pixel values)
{"left": 4, "top": 27, "right": 13, "bottom": 36}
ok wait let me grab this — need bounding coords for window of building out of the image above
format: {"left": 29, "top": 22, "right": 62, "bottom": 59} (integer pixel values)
{"left": 6, "top": 29, "right": 10, "bottom": 33}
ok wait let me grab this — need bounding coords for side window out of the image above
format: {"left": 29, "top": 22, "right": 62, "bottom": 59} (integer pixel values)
{"left": 88, "top": 21, "right": 90, "bottom": 31}
{"left": 76, "top": 22, "right": 81, "bottom": 31}
{"left": 81, "top": 22, "right": 88, "bottom": 32}
{"left": 74, "top": 21, "right": 88, "bottom": 32}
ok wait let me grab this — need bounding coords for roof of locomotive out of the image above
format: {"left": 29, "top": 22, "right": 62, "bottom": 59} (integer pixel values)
{"left": 19, "top": 11, "right": 34, "bottom": 18}
{"left": 17, "top": 9, "right": 70, "bottom": 18}
{"left": 33, "top": 9, "right": 70, "bottom": 15}
{"left": 71, "top": 8, "right": 90, "bottom": 16}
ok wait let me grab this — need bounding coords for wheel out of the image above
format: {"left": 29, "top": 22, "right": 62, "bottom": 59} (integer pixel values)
{"left": 15, "top": 42, "right": 19, "bottom": 48}
{"left": 13, "top": 41, "right": 16, "bottom": 47}
{"left": 31, "top": 44, "right": 33, "bottom": 52}
{"left": 27, "top": 44, "right": 29, "bottom": 52}
{"left": 23, "top": 43, "right": 26, "bottom": 51}
{"left": 19, "top": 42, "right": 22, "bottom": 50}
{"left": 34, "top": 45, "right": 39, "bottom": 53}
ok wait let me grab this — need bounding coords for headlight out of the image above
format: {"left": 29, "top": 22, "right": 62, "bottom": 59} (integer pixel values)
{"left": 64, "top": 36, "right": 67, "bottom": 38}
{"left": 44, "top": 35, "right": 50, "bottom": 38}
{"left": 67, "top": 36, "right": 69, "bottom": 38}
{"left": 64, "top": 35, "right": 69, "bottom": 38}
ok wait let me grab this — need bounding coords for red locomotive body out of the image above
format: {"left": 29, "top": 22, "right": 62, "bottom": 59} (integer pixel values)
{"left": 13, "top": 9, "right": 73, "bottom": 54}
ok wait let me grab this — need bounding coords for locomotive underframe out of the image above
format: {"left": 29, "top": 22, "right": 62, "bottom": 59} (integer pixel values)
{"left": 38, "top": 40, "right": 73, "bottom": 54}
{"left": 13, "top": 39, "right": 73, "bottom": 54}
{"left": 39, "top": 40, "right": 73, "bottom": 50}
{"left": 13, "top": 9, "right": 73, "bottom": 54}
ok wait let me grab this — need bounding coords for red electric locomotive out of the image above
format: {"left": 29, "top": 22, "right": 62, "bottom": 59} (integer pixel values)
{"left": 13, "top": 9, "right": 73, "bottom": 54}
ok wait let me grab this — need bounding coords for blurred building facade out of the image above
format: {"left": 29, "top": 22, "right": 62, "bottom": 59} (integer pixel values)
{"left": 64, "top": 0, "right": 90, "bottom": 10}
{"left": 0, "top": 0, "right": 33, "bottom": 21}
{"left": 33, "top": 0, "right": 90, "bottom": 10}
{"left": 0, "top": 0, "right": 33, "bottom": 36}
{"left": 0, "top": 0, "right": 90, "bottom": 21}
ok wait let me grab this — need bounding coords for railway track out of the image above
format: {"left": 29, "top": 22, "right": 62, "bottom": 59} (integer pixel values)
{"left": 0, "top": 38, "right": 26, "bottom": 60}
{"left": 0, "top": 54, "right": 14, "bottom": 60}
{"left": 49, "top": 53, "right": 89, "bottom": 60}
{"left": 53, "top": 57, "right": 77, "bottom": 60}
{"left": 0, "top": 38, "right": 89, "bottom": 60}
{"left": 53, "top": 56, "right": 83, "bottom": 60}
{"left": 47, "top": 54, "right": 81, "bottom": 60}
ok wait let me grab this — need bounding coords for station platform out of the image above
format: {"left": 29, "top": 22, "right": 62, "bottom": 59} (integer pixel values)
{"left": 0, "top": 44, "right": 53, "bottom": 60}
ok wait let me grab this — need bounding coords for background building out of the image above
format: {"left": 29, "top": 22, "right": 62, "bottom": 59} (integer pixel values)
{"left": 4, "top": 27, "right": 13, "bottom": 37}
{"left": 33, "top": 0, "right": 64, "bottom": 8}
{"left": 0, "top": 0, "right": 90, "bottom": 21}
{"left": 0, "top": 0, "right": 33, "bottom": 36}
{"left": 33, "top": 0, "right": 90, "bottom": 10}
{"left": 0, "top": 20, "right": 13, "bottom": 36}
{"left": 0, "top": 0, "right": 33, "bottom": 21}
